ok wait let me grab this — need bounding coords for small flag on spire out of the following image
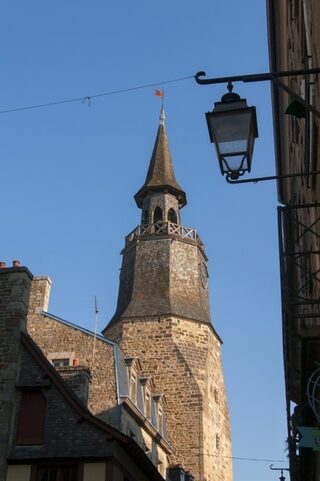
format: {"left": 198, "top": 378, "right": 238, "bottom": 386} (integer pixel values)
{"left": 154, "top": 89, "right": 164, "bottom": 97}
{"left": 94, "top": 296, "right": 99, "bottom": 315}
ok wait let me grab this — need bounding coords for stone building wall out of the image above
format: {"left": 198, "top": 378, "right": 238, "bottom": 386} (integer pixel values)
{"left": 108, "top": 236, "right": 211, "bottom": 326}
{"left": 27, "top": 275, "right": 118, "bottom": 424}
{"left": 26, "top": 277, "right": 173, "bottom": 474}
{"left": 0, "top": 267, "right": 32, "bottom": 481}
{"left": 27, "top": 310, "right": 119, "bottom": 426}
{"left": 105, "top": 316, "right": 233, "bottom": 481}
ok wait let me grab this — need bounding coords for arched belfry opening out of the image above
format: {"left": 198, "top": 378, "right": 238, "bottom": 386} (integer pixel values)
{"left": 168, "top": 208, "right": 178, "bottom": 224}
{"left": 153, "top": 206, "right": 163, "bottom": 224}
{"left": 142, "top": 209, "right": 149, "bottom": 226}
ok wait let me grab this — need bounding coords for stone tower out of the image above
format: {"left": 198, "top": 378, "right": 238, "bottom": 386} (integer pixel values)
{"left": 104, "top": 110, "right": 233, "bottom": 481}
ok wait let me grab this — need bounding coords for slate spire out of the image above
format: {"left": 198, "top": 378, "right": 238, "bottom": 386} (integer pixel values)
{"left": 134, "top": 108, "right": 187, "bottom": 208}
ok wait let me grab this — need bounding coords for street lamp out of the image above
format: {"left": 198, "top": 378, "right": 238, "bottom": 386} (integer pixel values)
{"left": 205, "top": 82, "right": 258, "bottom": 180}
{"left": 195, "top": 69, "right": 320, "bottom": 184}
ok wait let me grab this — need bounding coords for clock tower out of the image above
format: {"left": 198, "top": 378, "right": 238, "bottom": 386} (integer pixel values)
{"left": 104, "top": 109, "right": 233, "bottom": 481}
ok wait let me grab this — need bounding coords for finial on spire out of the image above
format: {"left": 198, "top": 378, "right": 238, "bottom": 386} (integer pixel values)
{"left": 155, "top": 89, "right": 165, "bottom": 124}
{"left": 160, "top": 106, "right": 165, "bottom": 125}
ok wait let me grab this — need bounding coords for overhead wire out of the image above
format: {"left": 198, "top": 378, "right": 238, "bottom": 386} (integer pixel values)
{"left": 0, "top": 75, "right": 194, "bottom": 115}
{"left": 200, "top": 454, "right": 287, "bottom": 463}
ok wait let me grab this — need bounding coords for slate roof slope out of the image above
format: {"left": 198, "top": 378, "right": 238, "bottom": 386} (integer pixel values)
{"left": 135, "top": 119, "right": 186, "bottom": 208}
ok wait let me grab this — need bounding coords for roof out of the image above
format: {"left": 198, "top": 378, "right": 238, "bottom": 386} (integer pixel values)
{"left": 134, "top": 117, "right": 186, "bottom": 208}
{"left": 19, "top": 332, "right": 166, "bottom": 481}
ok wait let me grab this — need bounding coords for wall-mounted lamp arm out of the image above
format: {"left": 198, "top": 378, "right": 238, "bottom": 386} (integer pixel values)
{"left": 226, "top": 170, "right": 320, "bottom": 184}
{"left": 269, "top": 464, "right": 290, "bottom": 481}
{"left": 195, "top": 68, "right": 320, "bottom": 118}
{"left": 195, "top": 68, "right": 320, "bottom": 85}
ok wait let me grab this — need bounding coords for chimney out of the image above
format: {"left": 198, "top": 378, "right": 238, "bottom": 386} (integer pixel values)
{"left": 0, "top": 264, "right": 33, "bottom": 480}
{"left": 29, "top": 276, "right": 52, "bottom": 313}
{"left": 56, "top": 366, "right": 91, "bottom": 406}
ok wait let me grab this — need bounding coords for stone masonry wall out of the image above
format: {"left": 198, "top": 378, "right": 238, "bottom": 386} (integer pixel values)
{"left": 27, "top": 311, "right": 119, "bottom": 427}
{"left": 0, "top": 267, "right": 32, "bottom": 481}
{"left": 108, "top": 236, "right": 211, "bottom": 327}
{"left": 105, "top": 317, "right": 233, "bottom": 481}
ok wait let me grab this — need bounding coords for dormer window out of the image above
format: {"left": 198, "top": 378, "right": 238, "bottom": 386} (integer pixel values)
{"left": 145, "top": 392, "right": 151, "bottom": 419}
{"left": 125, "top": 358, "right": 141, "bottom": 406}
{"left": 158, "top": 407, "right": 163, "bottom": 435}
{"left": 130, "top": 374, "right": 137, "bottom": 403}
{"left": 152, "top": 394, "right": 165, "bottom": 435}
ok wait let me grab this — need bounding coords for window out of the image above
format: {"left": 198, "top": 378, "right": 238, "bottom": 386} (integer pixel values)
{"left": 214, "top": 388, "right": 219, "bottom": 403}
{"left": 215, "top": 434, "right": 220, "bottom": 450}
{"left": 47, "top": 352, "right": 74, "bottom": 367}
{"left": 16, "top": 391, "right": 46, "bottom": 445}
{"left": 130, "top": 374, "right": 137, "bottom": 403}
{"left": 35, "top": 465, "right": 79, "bottom": 481}
{"left": 158, "top": 408, "right": 163, "bottom": 435}
{"left": 145, "top": 392, "right": 151, "bottom": 419}
{"left": 52, "top": 359, "right": 70, "bottom": 368}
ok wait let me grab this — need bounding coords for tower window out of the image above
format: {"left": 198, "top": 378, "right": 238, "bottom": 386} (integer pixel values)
{"left": 153, "top": 206, "right": 163, "bottom": 224}
{"left": 214, "top": 388, "right": 219, "bottom": 403}
{"left": 216, "top": 434, "right": 220, "bottom": 450}
{"left": 168, "top": 208, "right": 178, "bottom": 224}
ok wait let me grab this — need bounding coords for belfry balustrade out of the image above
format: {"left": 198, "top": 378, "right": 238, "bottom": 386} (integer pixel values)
{"left": 125, "top": 221, "right": 202, "bottom": 247}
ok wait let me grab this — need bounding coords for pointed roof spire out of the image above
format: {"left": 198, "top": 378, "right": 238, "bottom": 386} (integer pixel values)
{"left": 134, "top": 109, "right": 187, "bottom": 208}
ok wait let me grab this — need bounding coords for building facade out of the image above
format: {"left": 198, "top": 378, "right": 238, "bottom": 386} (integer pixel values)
{"left": 0, "top": 110, "right": 233, "bottom": 481}
{"left": 0, "top": 265, "right": 167, "bottom": 481}
{"left": 267, "top": 1, "right": 320, "bottom": 480}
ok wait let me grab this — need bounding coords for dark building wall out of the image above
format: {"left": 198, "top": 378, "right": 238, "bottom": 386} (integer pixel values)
{"left": 9, "top": 345, "right": 114, "bottom": 461}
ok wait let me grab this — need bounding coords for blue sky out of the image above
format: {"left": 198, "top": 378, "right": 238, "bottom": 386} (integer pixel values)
{"left": 1, "top": 1, "right": 287, "bottom": 480}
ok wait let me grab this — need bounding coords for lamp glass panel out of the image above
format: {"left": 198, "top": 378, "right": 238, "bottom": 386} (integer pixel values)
{"left": 222, "top": 155, "right": 248, "bottom": 173}
{"left": 209, "top": 111, "right": 251, "bottom": 155}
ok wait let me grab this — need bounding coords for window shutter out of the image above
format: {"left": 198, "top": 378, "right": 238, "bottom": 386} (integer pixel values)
{"left": 16, "top": 390, "right": 46, "bottom": 445}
